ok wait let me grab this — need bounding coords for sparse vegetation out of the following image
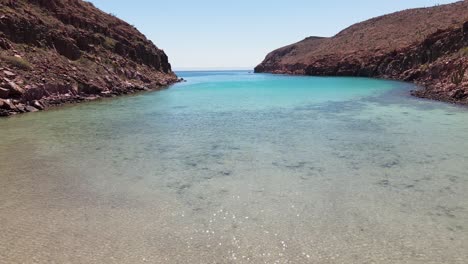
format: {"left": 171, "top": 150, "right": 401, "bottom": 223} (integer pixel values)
{"left": 75, "top": 56, "right": 94, "bottom": 69}
{"left": 94, "top": 33, "right": 117, "bottom": 50}
{"left": 94, "top": 32, "right": 117, "bottom": 50}
{"left": 415, "top": 29, "right": 426, "bottom": 42}
{"left": 420, "top": 63, "right": 430, "bottom": 71}
{"left": 0, "top": 54, "right": 32, "bottom": 70}
{"left": 457, "top": 47, "right": 468, "bottom": 57}
{"left": 451, "top": 62, "right": 467, "bottom": 85}
{"left": 103, "top": 36, "right": 117, "bottom": 49}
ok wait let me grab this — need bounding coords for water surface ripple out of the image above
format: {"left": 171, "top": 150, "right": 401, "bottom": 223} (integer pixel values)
{"left": 0, "top": 71, "right": 467, "bottom": 263}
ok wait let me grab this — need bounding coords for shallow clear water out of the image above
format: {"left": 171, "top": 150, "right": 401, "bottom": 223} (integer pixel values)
{"left": 0, "top": 71, "right": 467, "bottom": 263}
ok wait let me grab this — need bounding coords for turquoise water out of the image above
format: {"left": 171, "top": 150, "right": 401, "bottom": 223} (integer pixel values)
{"left": 0, "top": 71, "right": 467, "bottom": 263}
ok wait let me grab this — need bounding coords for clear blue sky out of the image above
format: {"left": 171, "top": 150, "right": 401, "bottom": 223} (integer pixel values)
{"left": 89, "top": 0, "right": 458, "bottom": 70}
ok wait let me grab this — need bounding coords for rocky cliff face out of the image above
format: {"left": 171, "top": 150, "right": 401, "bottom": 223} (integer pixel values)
{"left": 0, "top": 0, "right": 179, "bottom": 116}
{"left": 255, "top": 1, "right": 468, "bottom": 104}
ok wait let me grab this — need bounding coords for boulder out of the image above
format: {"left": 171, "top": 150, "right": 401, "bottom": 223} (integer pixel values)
{"left": 450, "top": 89, "right": 467, "bottom": 99}
{"left": 78, "top": 82, "right": 104, "bottom": 95}
{"left": 2, "top": 78, "right": 24, "bottom": 97}
{"left": 43, "top": 83, "right": 77, "bottom": 96}
{"left": 53, "top": 36, "right": 82, "bottom": 61}
{"left": 136, "top": 71, "right": 151, "bottom": 83}
{"left": 3, "top": 70, "right": 16, "bottom": 78}
{"left": 0, "top": 109, "right": 9, "bottom": 116}
{"left": 25, "top": 105, "right": 38, "bottom": 112}
{"left": 32, "top": 100, "right": 44, "bottom": 110}
{"left": 15, "top": 103, "right": 26, "bottom": 113}
{"left": 22, "top": 84, "right": 45, "bottom": 102}
{"left": 0, "top": 38, "right": 12, "bottom": 50}
{"left": 0, "top": 87, "right": 9, "bottom": 98}
{"left": 0, "top": 99, "right": 16, "bottom": 110}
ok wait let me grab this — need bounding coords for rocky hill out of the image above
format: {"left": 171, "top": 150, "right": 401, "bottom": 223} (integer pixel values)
{"left": 0, "top": 0, "right": 179, "bottom": 116}
{"left": 255, "top": 1, "right": 468, "bottom": 104}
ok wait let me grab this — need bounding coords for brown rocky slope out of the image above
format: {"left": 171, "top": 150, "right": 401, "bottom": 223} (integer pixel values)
{"left": 255, "top": 1, "right": 468, "bottom": 104}
{"left": 0, "top": 0, "right": 179, "bottom": 116}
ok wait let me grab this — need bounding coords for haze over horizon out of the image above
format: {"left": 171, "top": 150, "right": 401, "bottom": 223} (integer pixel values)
{"left": 89, "top": 0, "right": 459, "bottom": 70}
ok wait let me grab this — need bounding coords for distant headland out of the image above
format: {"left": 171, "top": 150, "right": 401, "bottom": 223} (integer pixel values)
{"left": 255, "top": 1, "right": 468, "bottom": 105}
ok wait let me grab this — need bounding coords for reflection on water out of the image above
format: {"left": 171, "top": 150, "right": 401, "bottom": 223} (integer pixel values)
{"left": 0, "top": 71, "right": 467, "bottom": 263}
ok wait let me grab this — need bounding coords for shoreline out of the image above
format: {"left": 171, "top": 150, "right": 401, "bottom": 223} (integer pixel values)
{"left": 4, "top": 71, "right": 466, "bottom": 119}
{"left": 0, "top": 77, "right": 182, "bottom": 117}
{"left": 255, "top": 71, "right": 468, "bottom": 107}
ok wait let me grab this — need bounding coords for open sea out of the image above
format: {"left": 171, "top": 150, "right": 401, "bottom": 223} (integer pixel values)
{"left": 0, "top": 71, "right": 467, "bottom": 263}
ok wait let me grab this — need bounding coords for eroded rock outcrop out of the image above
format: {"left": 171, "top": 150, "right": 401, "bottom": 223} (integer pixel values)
{"left": 0, "top": 0, "right": 179, "bottom": 116}
{"left": 255, "top": 1, "right": 468, "bottom": 104}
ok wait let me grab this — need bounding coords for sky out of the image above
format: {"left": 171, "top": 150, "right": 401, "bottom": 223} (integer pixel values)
{"left": 89, "top": 0, "right": 459, "bottom": 70}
